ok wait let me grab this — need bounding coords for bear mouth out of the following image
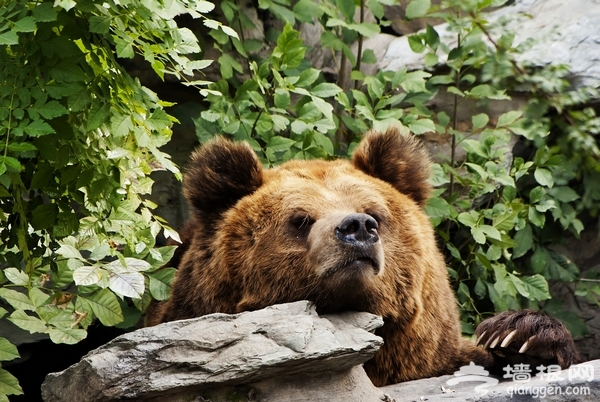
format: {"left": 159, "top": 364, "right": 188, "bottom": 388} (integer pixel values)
{"left": 348, "top": 257, "right": 378, "bottom": 271}
{"left": 325, "top": 254, "right": 381, "bottom": 279}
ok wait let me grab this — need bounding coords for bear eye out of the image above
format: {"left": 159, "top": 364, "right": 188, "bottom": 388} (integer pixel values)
{"left": 365, "top": 210, "right": 384, "bottom": 224}
{"left": 289, "top": 212, "right": 315, "bottom": 231}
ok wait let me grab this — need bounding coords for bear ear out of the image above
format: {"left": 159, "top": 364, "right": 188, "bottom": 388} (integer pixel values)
{"left": 352, "top": 128, "right": 432, "bottom": 206}
{"left": 184, "top": 137, "right": 263, "bottom": 221}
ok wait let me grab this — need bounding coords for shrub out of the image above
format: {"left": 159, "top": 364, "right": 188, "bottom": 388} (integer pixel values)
{"left": 0, "top": 0, "right": 228, "bottom": 397}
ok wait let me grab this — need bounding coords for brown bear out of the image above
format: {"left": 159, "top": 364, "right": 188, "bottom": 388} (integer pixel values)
{"left": 146, "top": 128, "right": 578, "bottom": 386}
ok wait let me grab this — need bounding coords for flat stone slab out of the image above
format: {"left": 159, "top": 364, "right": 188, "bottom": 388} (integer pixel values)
{"left": 381, "top": 359, "right": 600, "bottom": 402}
{"left": 41, "top": 301, "right": 383, "bottom": 402}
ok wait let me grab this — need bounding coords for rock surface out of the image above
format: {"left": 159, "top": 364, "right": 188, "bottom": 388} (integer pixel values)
{"left": 41, "top": 301, "right": 384, "bottom": 402}
{"left": 42, "top": 300, "right": 600, "bottom": 401}
{"left": 381, "top": 359, "right": 600, "bottom": 402}
{"left": 380, "top": 0, "right": 600, "bottom": 88}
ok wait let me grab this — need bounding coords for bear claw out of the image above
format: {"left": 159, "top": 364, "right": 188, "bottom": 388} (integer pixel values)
{"left": 500, "top": 329, "right": 518, "bottom": 348}
{"left": 518, "top": 335, "right": 536, "bottom": 354}
{"left": 474, "top": 310, "right": 579, "bottom": 370}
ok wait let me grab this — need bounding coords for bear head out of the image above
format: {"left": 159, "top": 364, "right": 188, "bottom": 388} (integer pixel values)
{"left": 177, "top": 128, "right": 443, "bottom": 320}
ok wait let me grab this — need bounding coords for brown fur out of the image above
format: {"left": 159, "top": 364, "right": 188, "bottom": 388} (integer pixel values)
{"left": 146, "top": 128, "right": 578, "bottom": 386}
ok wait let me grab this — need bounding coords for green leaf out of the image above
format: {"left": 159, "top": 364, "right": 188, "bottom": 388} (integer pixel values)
{"left": 424, "top": 24, "right": 440, "bottom": 49}
{"left": 511, "top": 274, "right": 550, "bottom": 301}
{"left": 480, "top": 224, "right": 501, "bottom": 241}
{"left": 492, "top": 205, "right": 521, "bottom": 231}
{"left": 545, "top": 250, "right": 579, "bottom": 282}
{"left": 7, "top": 143, "right": 37, "bottom": 153}
{"left": 267, "top": 136, "right": 296, "bottom": 152}
{"left": 0, "top": 156, "right": 22, "bottom": 172}
{"left": 513, "top": 225, "right": 533, "bottom": 258}
{"left": 0, "top": 339, "right": 19, "bottom": 362}
{"left": 195, "top": 0, "right": 215, "bottom": 13}
{"left": 220, "top": 25, "right": 239, "bottom": 40}
{"left": 548, "top": 186, "right": 579, "bottom": 202}
{"left": 361, "top": 49, "right": 377, "bottom": 64}
{"left": 425, "top": 197, "right": 453, "bottom": 219}
{"left": 0, "top": 368, "right": 23, "bottom": 396}
{"left": 48, "top": 327, "right": 87, "bottom": 345}
{"left": 56, "top": 242, "right": 84, "bottom": 260}
{"left": 149, "top": 268, "right": 177, "bottom": 301}
{"left": 265, "top": 1, "right": 296, "bottom": 24}
{"left": 87, "top": 103, "right": 110, "bottom": 131}
{"left": 535, "top": 199, "right": 555, "bottom": 213}
{"left": 347, "top": 23, "right": 380, "bottom": 38}
{"left": 310, "top": 83, "right": 342, "bottom": 98}
{"left": 400, "top": 71, "right": 431, "bottom": 93}
{"left": 534, "top": 168, "right": 554, "bottom": 188}
{"left": 147, "top": 109, "right": 171, "bottom": 131}
{"left": 13, "top": 17, "right": 37, "bottom": 33}
{"left": 123, "top": 258, "right": 153, "bottom": 272}
{"left": 0, "top": 289, "right": 35, "bottom": 311}
{"left": 407, "top": 35, "right": 425, "bottom": 53}
{"left": 424, "top": 53, "right": 438, "bottom": 67}
{"left": 408, "top": 119, "right": 435, "bottom": 134}
{"left": 29, "top": 288, "right": 50, "bottom": 308}
{"left": 406, "top": 0, "right": 431, "bottom": 19}
{"left": 31, "top": 203, "right": 59, "bottom": 230}
{"left": 110, "top": 113, "right": 134, "bottom": 137}
{"left": 293, "top": 0, "right": 323, "bottom": 22}
{"left": 273, "top": 24, "right": 305, "bottom": 69}
{"left": 273, "top": 90, "right": 290, "bottom": 110}
{"left": 295, "top": 69, "right": 320, "bottom": 88}
{"left": 114, "top": 35, "right": 134, "bottom": 58}
{"left": 471, "top": 227, "right": 486, "bottom": 244}
{"left": 474, "top": 279, "right": 487, "bottom": 299}
{"left": 0, "top": 31, "right": 18, "bottom": 45}
{"left": 530, "top": 246, "right": 547, "bottom": 273}
{"left": 80, "top": 290, "right": 123, "bottom": 326}
{"left": 24, "top": 120, "right": 55, "bottom": 137}
{"left": 497, "top": 110, "right": 522, "bottom": 127}
{"left": 8, "top": 310, "right": 47, "bottom": 333}
{"left": 472, "top": 113, "right": 489, "bottom": 129}
{"left": 73, "top": 266, "right": 103, "bottom": 286}
{"left": 89, "top": 16, "right": 111, "bottom": 34}
{"left": 55, "top": 0, "right": 76, "bottom": 11}
{"left": 528, "top": 206, "right": 545, "bottom": 227}
{"left": 313, "top": 132, "right": 334, "bottom": 154}
{"left": 457, "top": 211, "right": 478, "bottom": 228}
{"left": 336, "top": 0, "right": 355, "bottom": 21}
{"left": 3, "top": 268, "right": 28, "bottom": 286}
{"left": 218, "top": 53, "right": 243, "bottom": 79}
{"left": 108, "top": 271, "right": 145, "bottom": 299}
{"left": 529, "top": 186, "right": 546, "bottom": 203}
{"left": 33, "top": 3, "right": 58, "bottom": 22}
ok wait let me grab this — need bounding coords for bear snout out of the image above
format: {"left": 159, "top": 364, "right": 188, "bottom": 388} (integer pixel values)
{"left": 334, "top": 213, "right": 379, "bottom": 245}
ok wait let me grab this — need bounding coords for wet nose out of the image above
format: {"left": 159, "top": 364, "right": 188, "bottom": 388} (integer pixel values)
{"left": 334, "top": 213, "right": 379, "bottom": 245}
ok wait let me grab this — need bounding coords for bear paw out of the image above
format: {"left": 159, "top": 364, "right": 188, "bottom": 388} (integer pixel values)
{"left": 475, "top": 309, "right": 579, "bottom": 370}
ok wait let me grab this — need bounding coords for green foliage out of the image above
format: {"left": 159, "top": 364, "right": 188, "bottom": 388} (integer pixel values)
{"left": 1, "top": 0, "right": 598, "bottom": 396}
{"left": 195, "top": 0, "right": 600, "bottom": 337}
{"left": 0, "top": 0, "right": 224, "bottom": 397}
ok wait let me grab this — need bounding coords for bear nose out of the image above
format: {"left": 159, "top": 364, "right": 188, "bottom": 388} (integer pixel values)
{"left": 334, "top": 213, "right": 379, "bottom": 245}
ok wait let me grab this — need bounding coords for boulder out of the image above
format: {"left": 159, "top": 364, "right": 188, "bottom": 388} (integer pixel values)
{"left": 41, "top": 301, "right": 384, "bottom": 402}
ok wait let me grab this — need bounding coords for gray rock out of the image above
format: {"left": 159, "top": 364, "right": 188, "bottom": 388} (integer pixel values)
{"left": 380, "top": 0, "right": 600, "bottom": 88}
{"left": 41, "top": 301, "right": 384, "bottom": 402}
{"left": 381, "top": 359, "right": 600, "bottom": 402}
